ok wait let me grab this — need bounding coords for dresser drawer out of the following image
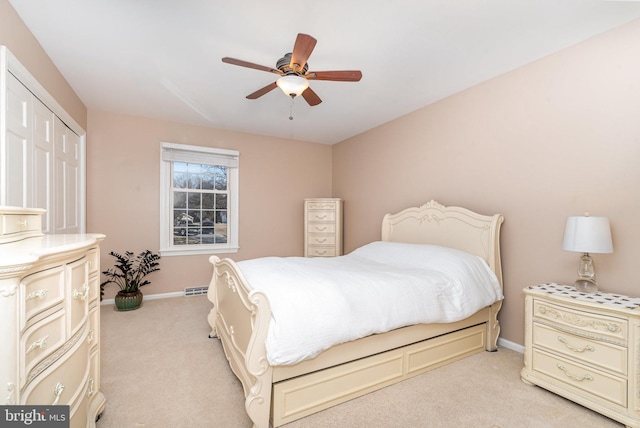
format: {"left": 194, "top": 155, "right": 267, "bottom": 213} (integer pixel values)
{"left": 21, "top": 310, "right": 66, "bottom": 386}
{"left": 21, "top": 266, "right": 65, "bottom": 329}
{"left": 533, "top": 299, "right": 627, "bottom": 344}
{"left": 532, "top": 348, "right": 626, "bottom": 407}
{"left": 307, "top": 210, "right": 337, "bottom": 222}
{"left": 86, "top": 248, "right": 99, "bottom": 275}
{"left": 0, "top": 212, "right": 42, "bottom": 238}
{"left": 67, "top": 257, "right": 90, "bottom": 338}
{"left": 307, "top": 223, "right": 336, "bottom": 234}
{"left": 306, "top": 246, "right": 337, "bottom": 257}
{"left": 23, "top": 329, "right": 90, "bottom": 406}
{"left": 533, "top": 323, "right": 627, "bottom": 375}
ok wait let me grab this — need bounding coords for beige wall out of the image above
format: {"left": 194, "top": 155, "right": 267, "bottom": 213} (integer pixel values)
{"left": 333, "top": 19, "right": 640, "bottom": 346}
{"left": 0, "top": 0, "right": 87, "bottom": 129}
{"left": 87, "top": 110, "right": 332, "bottom": 299}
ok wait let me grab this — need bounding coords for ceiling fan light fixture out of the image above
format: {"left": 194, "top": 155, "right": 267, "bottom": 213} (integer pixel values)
{"left": 276, "top": 75, "right": 309, "bottom": 97}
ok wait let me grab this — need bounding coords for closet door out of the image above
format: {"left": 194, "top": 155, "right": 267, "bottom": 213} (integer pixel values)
{"left": 33, "top": 95, "right": 54, "bottom": 233}
{"left": 53, "top": 116, "right": 80, "bottom": 233}
{"left": 4, "top": 72, "right": 32, "bottom": 207}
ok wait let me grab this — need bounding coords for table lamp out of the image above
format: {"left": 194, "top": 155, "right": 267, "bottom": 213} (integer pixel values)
{"left": 562, "top": 214, "right": 613, "bottom": 293}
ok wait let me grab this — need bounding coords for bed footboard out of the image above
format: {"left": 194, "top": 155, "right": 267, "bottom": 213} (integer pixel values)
{"left": 208, "top": 256, "right": 273, "bottom": 428}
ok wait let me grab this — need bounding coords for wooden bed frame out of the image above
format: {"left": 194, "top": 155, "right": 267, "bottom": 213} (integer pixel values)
{"left": 207, "top": 200, "right": 504, "bottom": 427}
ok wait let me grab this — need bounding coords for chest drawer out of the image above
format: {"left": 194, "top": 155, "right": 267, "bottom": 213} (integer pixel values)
{"left": 307, "top": 201, "right": 336, "bottom": 210}
{"left": 307, "top": 210, "right": 337, "bottom": 222}
{"left": 307, "top": 223, "right": 336, "bottom": 234}
{"left": 533, "top": 299, "right": 626, "bottom": 344}
{"left": 307, "top": 234, "right": 336, "bottom": 245}
{"left": 21, "top": 266, "right": 65, "bottom": 329}
{"left": 306, "top": 247, "right": 337, "bottom": 257}
{"left": 532, "top": 348, "right": 626, "bottom": 407}
{"left": 533, "top": 323, "right": 626, "bottom": 375}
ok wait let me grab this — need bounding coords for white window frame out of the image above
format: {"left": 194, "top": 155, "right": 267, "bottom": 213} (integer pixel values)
{"left": 159, "top": 142, "right": 239, "bottom": 256}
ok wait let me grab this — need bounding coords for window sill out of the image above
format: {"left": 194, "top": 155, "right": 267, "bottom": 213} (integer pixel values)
{"left": 160, "top": 246, "right": 239, "bottom": 257}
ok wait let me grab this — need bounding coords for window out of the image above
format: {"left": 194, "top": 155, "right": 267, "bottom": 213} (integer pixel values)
{"left": 160, "top": 142, "right": 239, "bottom": 256}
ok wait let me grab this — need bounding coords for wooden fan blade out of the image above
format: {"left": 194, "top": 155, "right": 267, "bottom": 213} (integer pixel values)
{"left": 290, "top": 34, "right": 317, "bottom": 73}
{"left": 247, "top": 82, "right": 278, "bottom": 99}
{"left": 301, "top": 87, "right": 322, "bottom": 106}
{"left": 222, "top": 57, "right": 282, "bottom": 75}
{"left": 306, "top": 70, "right": 362, "bottom": 82}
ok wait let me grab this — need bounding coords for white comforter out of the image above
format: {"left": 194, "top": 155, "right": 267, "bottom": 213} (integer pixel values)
{"left": 237, "top": 241, "right": 503, "bottom": 366}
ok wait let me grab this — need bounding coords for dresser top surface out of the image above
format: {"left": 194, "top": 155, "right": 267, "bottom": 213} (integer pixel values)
{"left": 526, "top": 283, "right": 640, "bottom": 311}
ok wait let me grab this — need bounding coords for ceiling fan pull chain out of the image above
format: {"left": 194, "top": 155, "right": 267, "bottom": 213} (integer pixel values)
{"left": 289, "top": 94, "right": 295, "bottom": 120}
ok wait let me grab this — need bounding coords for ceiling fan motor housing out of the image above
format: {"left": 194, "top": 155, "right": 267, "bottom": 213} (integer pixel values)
{"left": 277, "top": 53, "right": 309, "bottom": 75}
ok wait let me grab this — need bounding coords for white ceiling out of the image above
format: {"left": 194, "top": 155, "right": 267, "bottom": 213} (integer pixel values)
{"left": 8, "top": 0, "right": 640, "bottom": 144}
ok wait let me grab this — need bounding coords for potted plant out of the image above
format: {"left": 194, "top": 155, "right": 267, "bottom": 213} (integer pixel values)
{"left": 100, "top": 250, "right": 161, "bottom": 311}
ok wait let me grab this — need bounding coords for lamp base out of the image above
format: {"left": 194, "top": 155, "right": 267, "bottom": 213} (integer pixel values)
{"left": 574, "top": 278, "right": 598, "bottom": 294}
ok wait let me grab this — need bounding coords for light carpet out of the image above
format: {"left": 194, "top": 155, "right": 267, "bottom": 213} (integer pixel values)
{"left": 96, "top": 295, "right": 622, "bottom": 427}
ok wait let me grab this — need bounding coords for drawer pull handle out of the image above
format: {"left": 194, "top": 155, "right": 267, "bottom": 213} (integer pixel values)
{"left": 315, "top": 214, "right": 327, "bottom": 219}
{"left": 316, "top": 250, "right": 327, "bottom": 255}
{"left": 315, "top": 226, "right": 327, "bottom": 231}
{"left": 556, "top": 364, "right": 593, "bottom": 382}
{"left": 73, "top": 283, "right": 89, "bottom": 301}
{"left": 16, "top": 219, "right": 28, "bottom": 228}
{"left": 87, "top": 378, "right": 95, "bottom": 398}
{"left": 557, "top": 336, "right": 595, "bottom": 353}
{"left": 27, "top": 335, "right": 49, "bottom": 353}
{"left": 26, "top": 289, "right": 48, "bottom": 301}
{"left": 315, "top": 238, "right": 327, "bottom": 243}
{"left": 52, "top": 382, "right": 65, "bottom": 405}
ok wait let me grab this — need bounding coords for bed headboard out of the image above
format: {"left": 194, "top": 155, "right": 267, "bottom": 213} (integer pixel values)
{"left": 381, "top": 200, "right": 504, "bottom": 288}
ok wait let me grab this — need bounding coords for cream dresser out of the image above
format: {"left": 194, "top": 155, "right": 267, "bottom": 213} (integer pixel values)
{"left": 0, "top": 206, "right": 105, "bottom": 427}
{"left": 521, "top": 283, "right": 640, "bottom": 428}
{"left": 304, "top": 198, "right": 343, "bottom": 257}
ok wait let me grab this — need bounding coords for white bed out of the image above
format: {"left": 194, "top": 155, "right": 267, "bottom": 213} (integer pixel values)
{"left": 207, "top": 200, "right": 504, "bottom": 427}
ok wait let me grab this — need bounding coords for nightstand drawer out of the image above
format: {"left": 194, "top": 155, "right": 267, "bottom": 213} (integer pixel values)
{"left": 533, "top": 323, "right": 627, "bottom": 375}
{"left": 532, "top": 348, "right": 626, "bottom": 407}
{"left": 533, "top": 299, "right": 627, "bottom": 344}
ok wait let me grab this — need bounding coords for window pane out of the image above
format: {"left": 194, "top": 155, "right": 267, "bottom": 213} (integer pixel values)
{"left": 173, "top": 191, "right": 187, "bottom": 209}
{"left": 215, "top": 166, "right": 227, "bottom": 190}
{"left": 217, "top": 194, "right": 227, "bottom": 209}
{"left": 202, "top": 193, "right": 215, "bottom": 209}
{"left": 202, "top": 168, "right": 215, "bottom": 190}
{"left": 187, "top": 192, "right": 202, "bottom": 209}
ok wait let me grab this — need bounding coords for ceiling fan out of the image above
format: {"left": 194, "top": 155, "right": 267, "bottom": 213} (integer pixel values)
{"left": 222, "top": 33, "right": 362, "bottom": 107}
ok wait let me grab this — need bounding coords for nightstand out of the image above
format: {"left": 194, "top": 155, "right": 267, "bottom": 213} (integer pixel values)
{"left": 521, "top": 283, "right": 640, "bottom": 428}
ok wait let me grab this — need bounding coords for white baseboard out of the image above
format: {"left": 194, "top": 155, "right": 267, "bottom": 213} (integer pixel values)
{"left": 498, "top": 337, "right": 524, "bottom": 353}
{"left": 100, "top": 291, "right": 185, "bottom": 305}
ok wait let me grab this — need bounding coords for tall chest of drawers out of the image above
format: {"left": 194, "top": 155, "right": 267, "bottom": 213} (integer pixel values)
{"left": 521, "top": 283, "right": 640, "bottom": 428}
{"left": 304, "top": 198, "right": 343, "bottom": 257}
{"left": 0, "top": 207, "right": 105, "bottom": 427}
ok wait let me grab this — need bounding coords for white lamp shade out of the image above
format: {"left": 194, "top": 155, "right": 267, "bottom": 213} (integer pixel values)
{"left": 562, "top": 216, "right": 613, "bottom": 254}
{"left": 276, "top": 75, "right": 309, "bottom": 97}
